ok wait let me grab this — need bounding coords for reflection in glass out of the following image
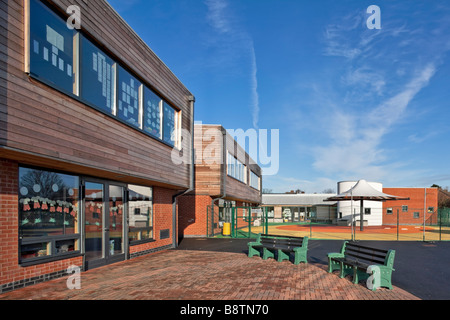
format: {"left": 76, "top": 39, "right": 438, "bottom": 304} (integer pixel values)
{"left": 117, "top": 66, "right": 141, "bottom": 128}
{"left": 128, "top": 185, "right": 153, "bottom": 242}
{"left": 163, "top": 102, "right": 176, "bottom": 146}
{"left": 84, "top": 182, "right": 104, "bottom": 260}
{"left": 20, "top": 242, "right": 51, "bottom": 260}
{"left": 250, "top": 171, "right": 260, "bottom": 190}
{"left": 109, "top": 185, "right": 124, "bottom": 256}
{"left": 19, "top": 167, "right": 79, "bottom": 238}
{"left": 29, "top": 0, "right": 75, "bottom": 93}
{"left": 80, "top": 36, "right": 116, "bottom": 113}
{"left": 143, "top": 87, "right": 162, "bottom": 138}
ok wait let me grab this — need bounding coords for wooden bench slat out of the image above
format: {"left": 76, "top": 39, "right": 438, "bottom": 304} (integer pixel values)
{"left": 248, "top": 233, "right": 309, "bottom": 265}
{"left": 345, "top": 248, "right": 387, "bottom": 260}
{"left": 346, "top": 243, "right": 388, "bottom": 254}
{"left": 345, "top": 253, "right": 385, "bottom": 265}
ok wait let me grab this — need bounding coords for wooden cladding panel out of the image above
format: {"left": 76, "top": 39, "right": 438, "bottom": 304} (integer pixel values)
{"left": 1, "top": 0, "right": 192, "bottom": 188}
{"left": 194, "top": 124, "right": 262, "bottom": 203}
{"left": 225, "top": 176, "right": 261, "bottom": 204}
{"left": 53, "top": 0, "right": 191, "bottom": 113}
{"left": 193, "top": 125, "right": 223, "bottom": 196}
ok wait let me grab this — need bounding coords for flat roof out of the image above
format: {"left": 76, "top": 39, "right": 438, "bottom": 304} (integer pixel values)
{"left": 262, "top": 193, "right": 337, "bottom": 206}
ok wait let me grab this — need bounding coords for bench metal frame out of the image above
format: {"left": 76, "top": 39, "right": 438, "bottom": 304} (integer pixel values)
{"left": 248, "top": 234, "right": 308, "bottom": 265}
{"left": 327, "top": 241, "right": 395, "bottom": 291}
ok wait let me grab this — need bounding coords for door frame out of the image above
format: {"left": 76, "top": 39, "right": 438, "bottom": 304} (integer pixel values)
{"left": 81, "top": 177, "right": 128, "bottom": 270}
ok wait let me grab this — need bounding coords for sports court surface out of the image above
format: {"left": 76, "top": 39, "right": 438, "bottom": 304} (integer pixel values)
{"left": 241, "top": 223, "right": 450, "bottom": 241}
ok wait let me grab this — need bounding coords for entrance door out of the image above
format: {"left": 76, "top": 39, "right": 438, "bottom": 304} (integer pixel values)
{"left": 83, "top": 180, "right": 125, "bottom": 270}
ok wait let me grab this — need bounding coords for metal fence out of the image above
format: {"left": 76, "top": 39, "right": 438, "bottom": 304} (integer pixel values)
{"left": 206, "top": 205, "right": 268, "bottom": 238}
{"left": 207, "top": 205, "right": 450, "bottom": 241}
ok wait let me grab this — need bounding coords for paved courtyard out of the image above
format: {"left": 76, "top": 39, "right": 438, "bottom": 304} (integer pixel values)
{"left": 0, "top": 247, "right": 418, "bottom": 301}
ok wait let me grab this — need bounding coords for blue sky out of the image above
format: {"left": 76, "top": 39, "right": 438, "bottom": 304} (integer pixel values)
{"left": 107, "top": 0, "right": 450, "bottom": 193}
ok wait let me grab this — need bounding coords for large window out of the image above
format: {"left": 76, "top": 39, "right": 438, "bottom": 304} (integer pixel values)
{"left": 80, "top": 35, "right": 116, "bottom": 113}
{"left": 163, "top": 102, "right": 177, "bottom": 147}
{"left": 19, "top": 167, "right": 80, "bottom": 264}
{"left": 117, "top": 66, "right": 141, "bottom": 128}
{"left": 29, "top": 0, "right": 76, "bottom": 94}
{"left": 250, "top": 171, "right": 260, "bottom": 190}
{"left": 128, "top": 185, "right": 153, "bottom": 244}
{"left": 227, "top": 152, "right": 246, "bottom": 183}
{"left": 28, "top": 0, "right": 181, "bottom": 148}
{"left": 143, "top": 87, "right": 162, "bottom": 139}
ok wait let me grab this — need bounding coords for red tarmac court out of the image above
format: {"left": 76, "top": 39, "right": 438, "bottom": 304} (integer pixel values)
{"left": 277, "top": 224, "right": 434, "bottom": 234}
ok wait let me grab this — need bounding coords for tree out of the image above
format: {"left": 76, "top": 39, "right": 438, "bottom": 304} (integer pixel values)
{"left": 285, "top": 189, "right": 304, "bottom": 194}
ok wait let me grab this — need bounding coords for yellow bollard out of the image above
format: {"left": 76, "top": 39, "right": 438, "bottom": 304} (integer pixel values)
{"left": 222, "top": 222, "right": 231, "bottom": 236}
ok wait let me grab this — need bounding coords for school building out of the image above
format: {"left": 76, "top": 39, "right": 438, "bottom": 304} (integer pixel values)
{"left": 178, "top": 124, "right": 262, "bottom": 237}
{"left": 382, "top": 187, "right": 439, "bottom": 225}
{"left": 1, "top": 0, "right": 194, "bottom": 293}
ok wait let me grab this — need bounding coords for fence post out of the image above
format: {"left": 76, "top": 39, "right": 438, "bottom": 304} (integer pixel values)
{"left": 265, "top": 207, "right": 268, "bottom": 234}
{"left": 248, "top": 207, "right": 252, "bottom": 238}
{"left": 207, "top": 206, "right": 210, "bottom": 238}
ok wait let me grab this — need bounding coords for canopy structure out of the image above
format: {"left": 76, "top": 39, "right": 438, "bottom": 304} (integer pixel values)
{"left": 324, "top": 179, "right": 409, "bottom": 231}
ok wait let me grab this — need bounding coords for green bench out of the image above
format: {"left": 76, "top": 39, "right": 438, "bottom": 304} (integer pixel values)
{"left": 248, "top": 234, "right": 308, "bottom": 265}
{"left": 327, "top": 241, "right": 396, "bottom": 291}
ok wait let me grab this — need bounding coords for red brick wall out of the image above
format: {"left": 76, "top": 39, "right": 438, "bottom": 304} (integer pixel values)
{"left": 0, "top": 159, "right": 177, "bottom": 288}
{"left": 129, "top": 186, "right": 176, "bottom": 254}
{"left": 383, "top": 188, "right": 439, "bottom": 225}
{"left": 0, "top": 159, "right": 83, "bottom": 288}
{"left": 178, "top": 194, "right": 213, "bottom": 237}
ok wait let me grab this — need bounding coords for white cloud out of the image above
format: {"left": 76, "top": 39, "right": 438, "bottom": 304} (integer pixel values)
{"left": 312, "top": 63, "right": 436, "bottom": 183}
{"left": 204, "top": 0, "right": 260, "bottom": 129}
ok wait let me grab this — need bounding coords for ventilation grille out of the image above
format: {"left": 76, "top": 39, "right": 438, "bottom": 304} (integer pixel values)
{"left": 160, "top": 229, "right": 170, "bottom": 240}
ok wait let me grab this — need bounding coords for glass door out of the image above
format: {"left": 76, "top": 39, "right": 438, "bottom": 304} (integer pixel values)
{"left": 83, "top": 180, "right": 125, "bottom": 270}
{"left": 84, "top": 181, "right": 104, "bottom": 268}
{"left": 108, "top": 185, "right": 125, "bottom": 262}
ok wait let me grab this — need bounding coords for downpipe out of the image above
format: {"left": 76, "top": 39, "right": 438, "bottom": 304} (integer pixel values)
{"left": 172, "top": 95, "right": 195, "bottom": 248}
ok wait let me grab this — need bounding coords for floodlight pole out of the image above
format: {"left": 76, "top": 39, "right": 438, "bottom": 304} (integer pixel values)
{"left": 360, "top": 199, "right": 364, "bottom": 231}
{"left": 351, "top": 191, "right": 354, "bottom": 241}
{"left": 423, "top": 188, "right": 427, "bottom": 242}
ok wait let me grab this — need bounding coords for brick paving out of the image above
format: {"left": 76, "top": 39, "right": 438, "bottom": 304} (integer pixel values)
{"left": 0, "top": 249, "right": 419, "bottom": 300}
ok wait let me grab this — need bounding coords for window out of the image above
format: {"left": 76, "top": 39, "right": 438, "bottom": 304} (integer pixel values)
{"left": 428, "top": 207, "right": 435, "bottom": 213}
{"left": 250, "top": 171, "right": 260, "bottom": 190}
{"left": 29, "top": 0, "right": 76, "bottom": 94}
{"left": 414, "top": 212, "right": 420, "bottom": 219}
{"left": 128, "top": 185, "right": 153, "bottom": 243}
{"left": 143, "top": 87, "right": 162, "bottom": 139}
{"left": 266, "top": 207, "right": 274, "bottom": 218}
{"left": 163, "top": 102, "right": 178, "bottom": 147}
{"left": 80, "top": 35, "right": 116, "bottom": 113}
{"left": 28, "top": 0, "right": 182, "bottom": 149}
{"left": 386, "top": 208, "right": 393, "bottom": 215}
{"left": 364, "top": 208, "right": 371, "bottom": 215}
{"left": 402, "top": 205, "right": 408, "bottom": 212}
{"left": 117, "top": 66, "right": 142, "bottom": 128}
{"left": 19, "top": 167, "right": 80, "bottom": 264}
{"left": 227, "top": 152, "right": 246, "bottom": 183}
